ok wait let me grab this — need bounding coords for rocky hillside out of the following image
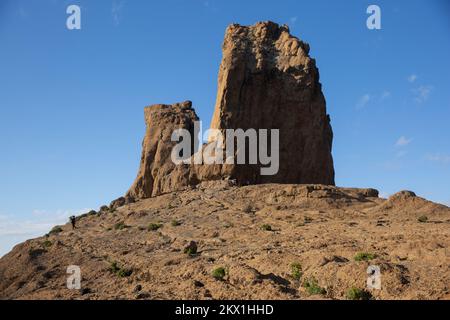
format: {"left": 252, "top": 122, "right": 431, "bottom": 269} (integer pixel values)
{"left": 0, "top": 182, "right": 449, "bottom": 300}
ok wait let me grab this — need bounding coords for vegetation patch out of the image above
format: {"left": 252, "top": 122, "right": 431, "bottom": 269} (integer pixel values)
{"left": 212, "top": 267, "right": 226, "bottom": 280}
{"left": 290, "top": 263, "right": 302, "bottom": 280}
{"left": 114, "top": 222, "right": 129, "bottom": 230}
{"left": 171, "top": 219, "right": 181, "bottom": 227}
{"left": 148, "top": 223, "right": 163, "bottom": 231}
{"left": 109, "top": 261, "right": 132, "bottom": 278}
{"left": 346, "top": 287, "right": 373, "bottom": 300}
{"left": 41, "top": 240, "right": 52, "bottom": 248}
{"left": 303, "top": 277, "right": 326, "bottom": 295}
{"left": 261, "top": 224, "right": 273, "bottom": 231}
{"left": 243, "top": 204, "right": 253, "bottom": 213}
{"left": 354, "top": 252, "right": 377, "bottom": 262}
{"left": 418, "top": 215, "right": 428, "bottom": 223}
{"left": 49, "top": 226, "right": 63, "bottom": 235}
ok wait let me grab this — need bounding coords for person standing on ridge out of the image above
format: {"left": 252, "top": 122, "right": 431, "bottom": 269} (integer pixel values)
{"left": 70, "top": 215, "right": 76, "bottom": 230}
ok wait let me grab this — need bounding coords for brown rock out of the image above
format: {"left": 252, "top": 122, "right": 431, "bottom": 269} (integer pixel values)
{"left": 126, "top": 21, "right": 335, "bottom": 200}
{"left": 203, "top": 21, "right": 335, "bottom": 185}
{"left": 126, "top": 101, "right": 199, "bottom": 198}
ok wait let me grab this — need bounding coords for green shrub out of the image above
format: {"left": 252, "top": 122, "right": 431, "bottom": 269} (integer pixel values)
{"left": 418, "top": 215, "right": 428, "bottom": 223}
{"left": 49, "top": 226, "right": 63, "bottom": 235}
{"left": 184, "top": 242, "right": 197, "bottom": 256}
{"left": 303, "top": 277, "right": 326, "bottom": 295}
{"left": 290, "top": 263, "right": 302, "bottom": 280}
{"left": 42, "top": 240, "right": 52, "bottom": 248}
{"left": 243, "top": 204, "right": 253, "bottom": 213}
{"left": 117, "top": 268, "right": 133, "bottom": 278}
{"left": 171, "top": 219, "right": 181, "bottom": 227}
{"left": 212, "top": 267, "right": 226, "bottom": 280}
{"left": 109, "top": 261, "right": 132, "bottom": 278}
{"left": 304, "top": 216, "right": 313, "bottom": 224}
{"left": 346, "top": 287, "right": 372, "bottom": 300}
{"left": 354, "top": 252, "right": 377, "bottom": 262}
{"left": 114, "top": 222, "right": 128, "bottom": 230}
{"left": 148, "top": 223, "right": 163, "bottom": 231}
{"left": 261, "top": 224, "right": 272, "bottom": 231}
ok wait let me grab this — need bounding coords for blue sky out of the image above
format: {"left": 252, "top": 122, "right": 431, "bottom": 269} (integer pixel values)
{"left": 0, "top": 0, "right": 449, "bottom": 256}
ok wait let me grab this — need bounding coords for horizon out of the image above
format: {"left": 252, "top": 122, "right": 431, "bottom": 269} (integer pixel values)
{"left": 1, "top": 0, "right": 450, "bottom": 257}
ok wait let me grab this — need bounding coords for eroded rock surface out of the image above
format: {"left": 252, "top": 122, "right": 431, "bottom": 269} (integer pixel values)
{"left": 127, "top": 21, "right": 335, "bottom": 199}
{"left": 206, "top": 21, "right": 334, "bottom": 185}
{"left": 126, "top": 101, "right": 198, "bottom": 198}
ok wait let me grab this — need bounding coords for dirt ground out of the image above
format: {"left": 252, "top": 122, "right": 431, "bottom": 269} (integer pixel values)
{"left": 0, "top": 182, "right": 449, "bottom": 300}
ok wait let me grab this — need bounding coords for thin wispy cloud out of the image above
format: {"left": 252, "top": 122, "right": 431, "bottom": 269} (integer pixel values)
{"left": 407, "top": 74, "right": 418, "bottom": 83}
{"left": 380, "top": 90, "right": 391, "bottom": 100}
{"left": 0, "top": 208, "right": 91, "bottom": 256}
{"left": 412, "top": 85, "right": 433, "bottom": 103}
{"left": 426, "top": 153, "right": 450, "bottom": 164}
{"left": 356, "top": 94, "right": 370, "bottom": 109}
{"left": 395, "top": 136, "right": 412, "bottom": 147}
{"left": 112, "top": 0, "right": 125, "bottom": 26}
{"left": 290, "top": 16, "right": 298, "bottom": 24}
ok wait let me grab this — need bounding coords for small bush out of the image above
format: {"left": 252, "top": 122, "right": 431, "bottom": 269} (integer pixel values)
{"left": 184, "top": 241, "right": 198, "bottom": 256}
{"left": 117, "top": 268, "right": 133, "bottom": 278}
{"left": 148, "top": 223, "right": 163, "bottom": 231}
{"left": 114, "top": 222, "right": 128, "bottom": 230}
{"left": 109, "top": 261, "right": 120, "bottom": 274}
{"left": 212, "top": 267, "right": 226, "bottom": 280}
{"left": 346, "top": 287, "right": 372, "bottom": 300}
{"left": 49, "top": 226, "right": 63, "bottom": 235}
{"left": 303, "top": 277, "right": 326, "bottom": 295}
{"left": 223, "top": 222, "right": 233, "bottom": 228}
{"left": 304, "top": 216, "right": 313, "bottom": 224}
{"left": 290, "top": 263, "right": 302, "bottom": 280}
{"left": 261, "top": 224, "right": 272, "bottom": 231}
{"left": 418, "top": 215, "right": 428, "bottom": 223}
{"left": 109, "top": 261, "right": 132, "bottom": 278}
{"left": 243, "top": 204, "right": 253, "bottom": 213}
{"left": 171, "top": 219, "right": 181, "bottom": 227}
{"left": 42, "top": 240, "right": 52, "bottom": 248}
{"left": 354, "top": 252, "right": 377, "bottom": 262}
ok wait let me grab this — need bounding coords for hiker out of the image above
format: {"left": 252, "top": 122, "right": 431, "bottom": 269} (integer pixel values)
{"left": 70, "top": 215, "right": 76, "bottom": 230}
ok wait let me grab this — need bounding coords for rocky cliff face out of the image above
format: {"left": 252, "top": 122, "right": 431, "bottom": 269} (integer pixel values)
{"left": 127, "top": 21, "right": 335, "bottom": 199}
{"left": 206, "top": 21, "right": 334, "bottom": 185}
{"left": 126, "top": 101, "right": 198, "bottom": 198}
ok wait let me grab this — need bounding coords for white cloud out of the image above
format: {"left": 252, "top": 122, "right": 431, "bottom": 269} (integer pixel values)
{"left": 407, "top": 74, "right": 418, "bottom": 83}
{"left": 111, "top": 1, "right": 125, "bottom": 26}
{"left": 380, "top": 90, "right": 391, "bottom": 100}
{"left": 412, "top": 85, "right": 433, "bottom": 103}
{"left": 395, "top": 136, "right": 412, "bottom": 147}
{"left": 356, "top": 94, "right": 371, "bottom": 109}
{"left": 0, "top": 208, "right": 91, "bottom": 257}
{"left": 290, "top": 16, "right": 298, "bottom": 24}
{"left": 426, "top": 153, "right": 450, "bottom": 164}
